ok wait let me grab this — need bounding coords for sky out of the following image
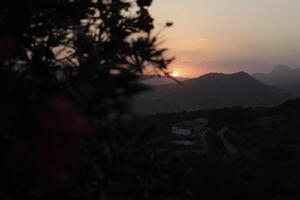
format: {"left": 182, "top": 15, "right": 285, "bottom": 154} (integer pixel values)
{"left": 150, "top": 0, "right": 300, "bottom": 77}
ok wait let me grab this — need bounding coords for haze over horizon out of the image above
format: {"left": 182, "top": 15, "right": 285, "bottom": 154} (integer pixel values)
{"left": 150, "top": 0, "right": 300, "bottom": 78}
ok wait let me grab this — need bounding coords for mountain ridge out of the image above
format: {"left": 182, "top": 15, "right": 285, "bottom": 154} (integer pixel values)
{"left": 134, "top": 71, "right": 288, "bottom": 115}
{"left": 252, "top": 65, "right": 300, "bottom": 86}
{"left": 140, "top": 75, "right": 188, "bottom": 86}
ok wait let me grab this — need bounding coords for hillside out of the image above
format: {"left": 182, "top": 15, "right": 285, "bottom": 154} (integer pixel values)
{"left": 134, "top": 72, "right": 288, "bottom": 115}
{"left": 124, "top": 98, "right": 300, "bottom": 199}
{"left": 139, "top": 75, "right": 188, "bottom": 86}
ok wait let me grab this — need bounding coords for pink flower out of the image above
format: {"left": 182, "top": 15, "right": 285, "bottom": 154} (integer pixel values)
{"left": 38, "top": 96, "right": 94, "bottom": 139}
{"left": 6, "top": 96, "right": 95, "bottom": 185}
{"left": 37, "top": 96, "right": 94, "bottom": 180}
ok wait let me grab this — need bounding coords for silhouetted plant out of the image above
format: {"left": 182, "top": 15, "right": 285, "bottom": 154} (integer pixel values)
{"left": 0, "top": 0, "right": 174, "bottom": 199}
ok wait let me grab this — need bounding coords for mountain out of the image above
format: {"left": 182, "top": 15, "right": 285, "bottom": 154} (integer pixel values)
{"left": 140, "top": 75, "right": 188, "bottom": 86}
{"left": 252, "top": 65, "right": 300, "bottom": 98}
{"left": 134, "top": 72, "right": 288, "bottom": 115}
{"left": 252, "top": 65, "right": 300, "bottom": 86}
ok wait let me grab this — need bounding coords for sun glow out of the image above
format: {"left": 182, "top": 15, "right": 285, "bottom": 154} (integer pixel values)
{"left": 170, "top": 71, "right": 179, "bottom": 77}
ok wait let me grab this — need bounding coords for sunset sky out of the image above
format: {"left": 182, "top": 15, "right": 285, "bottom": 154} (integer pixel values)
{"left": 150, "top": 0, "right": 300, "bottom": 77}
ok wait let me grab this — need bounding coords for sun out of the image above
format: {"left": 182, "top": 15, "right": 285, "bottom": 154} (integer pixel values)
{"left": 170, "top": 71, "right": 179, "bottom": 77}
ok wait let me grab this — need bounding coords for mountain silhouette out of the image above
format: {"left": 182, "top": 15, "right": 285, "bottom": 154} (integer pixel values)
{"left": 140, "top": 75, "right": 188, "bottom": 85}
{"left": 252, "top": 65, "right": 300, "bottom": 86}
{"left": 134, "top": 72, "right": 288, "bottom": 115}
{"left": 252, "top": 65, "right": 300, "bottom": 98}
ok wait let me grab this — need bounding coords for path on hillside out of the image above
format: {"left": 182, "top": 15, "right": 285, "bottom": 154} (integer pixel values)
{"left": 217, "top": 128, "right": 238, "bottom": 154}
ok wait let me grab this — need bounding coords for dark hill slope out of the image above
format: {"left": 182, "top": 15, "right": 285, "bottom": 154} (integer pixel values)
{"left": 134, "top": 72, "right": 288, "bottom": 115}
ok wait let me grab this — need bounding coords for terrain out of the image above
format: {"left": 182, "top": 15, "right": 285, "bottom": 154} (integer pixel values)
{"left": 253, "top": 65, "right": 300, "bottom": 98}
{"left": 253, "top": 65, "right": 300, "bottom": 86}
{"left": 124, "top": 98, "right": 300, "bottom": 199}
{"left": 140, "top": 75, "right": 188, "bottom": 85}
{"left": 134, "top": 72, "right": 288, "bottom": 115}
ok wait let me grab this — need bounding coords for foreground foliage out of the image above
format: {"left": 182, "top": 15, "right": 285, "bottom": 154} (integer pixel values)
{"left": 0, "top": 0, "right": 174, "bottom": 199}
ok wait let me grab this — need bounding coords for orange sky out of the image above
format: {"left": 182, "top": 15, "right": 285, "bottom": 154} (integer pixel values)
{"left": 150, "top": 0, "right": 300, "bottom": 78}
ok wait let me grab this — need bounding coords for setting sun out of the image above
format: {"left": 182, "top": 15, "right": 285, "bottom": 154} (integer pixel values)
{"left": 171, "top": 71, "right": 179, "bottom": 77}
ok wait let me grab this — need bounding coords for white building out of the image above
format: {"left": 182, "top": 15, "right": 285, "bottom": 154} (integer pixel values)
{"left": 172, "top": 118, "right": 208, "bottom": 137}
{"left": 172, "top": 126, "right": 192, "bottom": 137}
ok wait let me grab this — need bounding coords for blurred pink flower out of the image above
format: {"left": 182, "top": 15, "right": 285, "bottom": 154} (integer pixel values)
{"left": 6, "top": 96, "right": 95, "bottom": 185}
{"left": 38, "top": 96, "right": 94, "bottom": 139}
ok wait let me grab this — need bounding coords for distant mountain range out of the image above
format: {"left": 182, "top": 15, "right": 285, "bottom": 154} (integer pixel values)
{"left": 252, "top": 65, "right": 300, "bottom": 86}
{"left": 140, "top": 75, "right": 188, "bottom": 86}
{"left": 134, "top": 72, "right": 289, "bottom": 115}
{"left": 252, "top": 65, "right": 300, "bottom": 98}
